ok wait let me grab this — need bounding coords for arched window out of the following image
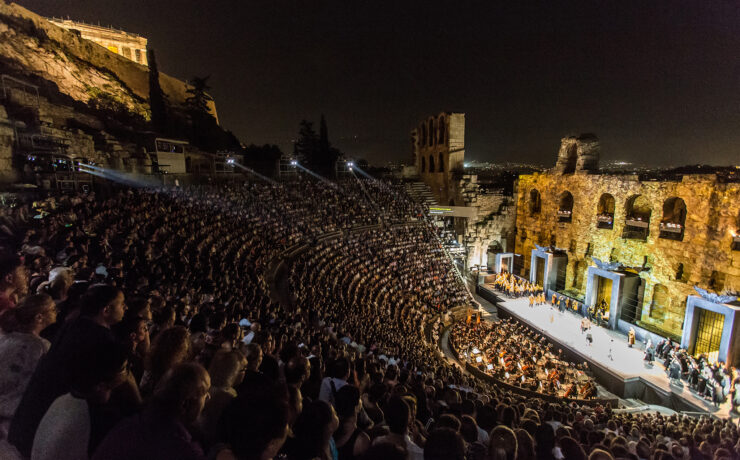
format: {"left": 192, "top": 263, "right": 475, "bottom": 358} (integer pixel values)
{"left": 529, "top": 189, "right": 541, "bottom": 215}
{"left": 428, "top": 119, "right": 435, "bottom": 146}
{"left": 624, "top": 195, "right": 651, "bottom": 240}
{"left": 596, "top": 193, "right": 615, "bottom": 229}
{"left": 557, "top": 191, "right": 574, "bottom": 223}
{"left": 438, "top": 116, "right": 445, "bottom": 144}
{"left": 660, "top": 197, "right": 687, "bottom": 241}
{"left": 428, "top": 154, "right": 435, "bottom": 173}
{"left": 420, "top": 156, "right": 426, "bottom": 173}
{"left": 420, "top": 124, "right": 426, "bottom": 147}
{"left": 438, "top": 152, "right": 444, "bottom": 172}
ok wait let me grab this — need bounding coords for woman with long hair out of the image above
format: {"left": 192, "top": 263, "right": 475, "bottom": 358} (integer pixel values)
{"left": 139, "top": 325, "right": 190, "bottom": 397}
{"left": 0, "top": 293, "right": 56, "bottom": 438}
{"left": 285, "top": 399, "right": 340, "bottom": 460}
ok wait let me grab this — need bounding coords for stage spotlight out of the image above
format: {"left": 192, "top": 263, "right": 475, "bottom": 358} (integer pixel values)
{"left": 226, "top": 158, "right": 235, "bottom": 165}
{"left": 347, "top": 161, "right": 354, "bottom": 167}
{"left": 290, "top": 160, "right": 298, "bottom": 166}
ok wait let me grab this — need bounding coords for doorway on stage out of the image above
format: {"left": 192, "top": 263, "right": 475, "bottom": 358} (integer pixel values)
{"left": 595, "top": 275, "right": 613, "bottom": 324}
{"left": 693, "top": 308, "right": 724, "bottom": 362}
{"left": 534, "top": 257, "right": 545, "bottom": 287}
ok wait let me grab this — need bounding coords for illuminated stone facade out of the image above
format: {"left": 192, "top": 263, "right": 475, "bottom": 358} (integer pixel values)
{"left": 514, "top": 135, "right": 740, "bottom": 341}
{"left": 48, "top": 18, "right": 148, "bottom": 66}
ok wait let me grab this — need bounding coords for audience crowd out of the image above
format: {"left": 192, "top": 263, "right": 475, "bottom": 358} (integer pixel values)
{"left": 0, "top": 179, "right": 737, "bottom": 460}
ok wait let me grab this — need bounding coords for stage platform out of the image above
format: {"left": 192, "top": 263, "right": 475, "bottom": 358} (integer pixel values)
{"left": 477, "top": 284, "right": 733, "bottom": 418}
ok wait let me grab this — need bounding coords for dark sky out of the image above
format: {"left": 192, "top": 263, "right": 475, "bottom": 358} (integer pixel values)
{"left": 18, "top": 1, "right": 740, "bottom": 166}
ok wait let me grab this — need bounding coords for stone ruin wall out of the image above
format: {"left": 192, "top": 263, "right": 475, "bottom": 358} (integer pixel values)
{"left": 452, "top": 174, "right": 516, "bottom": 270}
{"left": 514, "top": 171, "right": 740, "bottom": 337}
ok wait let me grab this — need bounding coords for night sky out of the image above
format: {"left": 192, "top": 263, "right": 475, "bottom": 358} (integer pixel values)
{"left": 18, "top": 1, "right": 740, "bottom": 167}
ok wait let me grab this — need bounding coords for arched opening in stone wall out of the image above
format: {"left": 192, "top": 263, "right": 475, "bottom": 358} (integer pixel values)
{"left": 420, "top": 123, "right": 426, "bottom": 147}
{"left": 529, "top": 189, "right": 541, "bottom": 215}
{"left": 734, "top": 210, "right": 740, "bottom": 251}
{"left": 557, "top": 191, "right": 574, "bottom": 223}
{"left": 572, "top": 259, "right": 588, "bottom": 290}
{"left": 650, "top": 284, "right": 669, "bottom": 320}
{"left": 623, "top": 194, "right": 651, "bottom": 240}
{"left": 428, "top": 154, "right": 435, "bottom": 173}
{"left": 659, "top": 197, "right": 687, "bottom": 241}
{"left": 420, "top": 156, "right": 426, "bottom": 173}
{"left": 428, "top": 119, "right": 435, "bottom": 146}
{"left": 596, "top": 193, "right": 615, "bottom": 229}
{"left": 438, "top": 116, "right": 445, "bottom": 144}
{"left": 561, "top": 143, "right": 578, "bottom": 174}
{"left": 438, "top": 152, "right": 444, "bottom": 172}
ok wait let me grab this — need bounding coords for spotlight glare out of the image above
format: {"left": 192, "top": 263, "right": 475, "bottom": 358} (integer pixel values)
{"left": 347, "top": 162, "right": 354, "bottom": 167}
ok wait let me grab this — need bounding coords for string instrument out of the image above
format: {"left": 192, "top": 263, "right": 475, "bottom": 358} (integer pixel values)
{"left": 564, "top": 383, "right": 576, "bottom": 398}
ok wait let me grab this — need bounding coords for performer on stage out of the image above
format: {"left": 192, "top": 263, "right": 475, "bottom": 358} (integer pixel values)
{"left": 628, "top": 327, "right": 635, "bottom": 348}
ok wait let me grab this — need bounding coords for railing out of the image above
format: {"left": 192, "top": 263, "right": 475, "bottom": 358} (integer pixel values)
{"left": 596, "top": 214, "right": 613, "bottom": 229}
{"left": 623, "top": 218, "right": 649, "bottom": 240}
{"left": 557, "top": 209, "right": 572, "bottom": 223}
{"left": 659, "top": 222, "right": 684, "bottom": 241}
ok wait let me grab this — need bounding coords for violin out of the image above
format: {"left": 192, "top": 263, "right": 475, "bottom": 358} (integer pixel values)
{"left": 564, "top": 383, "right": 576, "bottom": 398}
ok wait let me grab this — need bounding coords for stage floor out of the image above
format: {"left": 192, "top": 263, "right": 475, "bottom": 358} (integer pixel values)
{"left": 479, "top": 285, "right": 733, "bottom": 418}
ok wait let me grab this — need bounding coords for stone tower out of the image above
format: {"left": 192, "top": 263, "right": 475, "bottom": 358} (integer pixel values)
{"left": 554, "top": 133, "right": 600, "bottom": 174}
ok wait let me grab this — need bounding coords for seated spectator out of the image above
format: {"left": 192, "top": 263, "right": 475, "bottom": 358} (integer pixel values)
{"left": 92, "top": 362, "right": 211, "bottom": 460}
{"left": 423, "top": 428, "right": 465, "bottom": 460}
{"left": 8, "top": 284, "right": 125, "bottom": 457}
{"left": 283, "top": 399, "right": 340, "bottom": 460}
{"left": 216, "top": 383, "right": 290, "bottom": 460}
{"left": 489, "top": 425, "right": 517, "bottom": 460}
{"left": 0, "top": 253, "right": 28, "bottom": 314}
{"left": 198, "top": 350, "right": 246, "bottom": 448}
{"left": 334, "top": 385, "right": 371, "bottom": 460}
{"left": 31, "top": 341, "right": 128, "bottom": 460}
{"left": 140, "top": 326, "right": 191, "bottom": 397}
{"left": 0, "top": 293, "right": 56, "bottom": 438}
{"left": 373, "top": 396, "right": 424, "bottom": 460}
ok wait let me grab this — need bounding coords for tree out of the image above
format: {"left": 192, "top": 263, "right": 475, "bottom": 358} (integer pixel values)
{"left": 298, "top": 115, "right": 340, "bottom": 177}
{"left": 295, "top": 120, "right": 318, "bottom": 164}
{"left": 185, "top": 76, "right": 214, "bottom": 117}
{"left": 147, "top": 49, "right": 168, "bottom": 132}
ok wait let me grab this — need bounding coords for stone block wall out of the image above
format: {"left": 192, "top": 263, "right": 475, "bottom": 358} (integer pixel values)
{"left": 515, "top": 171, "right": 740, "bottom": 337}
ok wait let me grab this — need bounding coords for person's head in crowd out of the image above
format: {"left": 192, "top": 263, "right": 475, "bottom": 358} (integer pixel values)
{"left": 219, "top": 386, "right": 290, "bottom": 460}
{"left": 218, "top": 322, "right": 241, "bottom": 349}
{"left": 489, "top": 425, "right": 518, "bottom": 460}
{"left": 460, "top": 415, "right": 480, "bottom": 444}
{"left": 0, "top": 253, "right": 28, "bottom": 303}
{"left": 189, "top": 312, "right": 208, "bottom": 334}
{"left": 285, "top": 356, "right": 310, "bottom": 388}
{"left": 126, "top": 297, "right": 152, "bottom": 321}
{"left": 560, "top": 436, "right": 588, "bottom": 460}
{"left": 587, "top": 449, "right": 614, "bottom": 460}
{"left": 335, "top": 384, "right": 361, "bottom": 421}
{"left": 152, "top": 362, "right": 211, "bottom": 425}
{"left": 424, "top": 428, "right": 465, "bottom": 460}
{"left": 39, "top": 267, "right": 74, "bottom": 302}
{"left": 145, "top": 325, "right": 191, "bottom": 387}
{"left": 209, "top": 349, "right": 247, "bottom": 392}
{"left": 80, "top": 284, "right": 126, "bottom": 328}
{"left": 245, "top": 343, "right": 263, "bottom": 371}
{"left": 208, "top": 311, "right": 227, "bottom": 332}
{"left": 153, "top": 304, "right": 176, "bottom": 331}
{"left": 385, "top": 396, "right": 412, "bottom": 436}
{"left": 113, "top": 314, "right": 149, "bottom": 353}
{"left": 0, "top": 293, "right": 55, "bottom": 335}
{"left": 513, "top": 428, "right": 536, "bottom": 460}
{"left": 361, "top": 443, "right": 408, "bottom": 460}
{"left": 334, "top": 356, "right": 352, "bottom": 381}
{"left": 288, "top": 399, "right": 339, "bottom": 460}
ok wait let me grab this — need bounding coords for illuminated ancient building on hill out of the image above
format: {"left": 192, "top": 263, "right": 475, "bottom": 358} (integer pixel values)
{"left": 513, "top": 134, "right": 740, "bottom": 365}
{"left": 48, "top": 18, "right": 148, "bottom": 66}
